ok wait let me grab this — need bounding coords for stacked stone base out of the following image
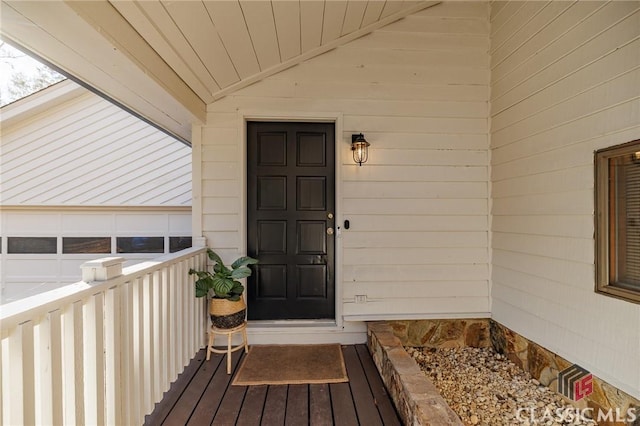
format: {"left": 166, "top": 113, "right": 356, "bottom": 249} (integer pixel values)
{"left": 367, "top": 319, "right": 639, "bottom": 426}
{"left": 367, "top": 322, "right": 463, "bottom": 425}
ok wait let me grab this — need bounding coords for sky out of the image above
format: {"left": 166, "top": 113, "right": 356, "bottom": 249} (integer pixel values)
{"left": 0, "top": 42, "right": 64, "bottom": 106}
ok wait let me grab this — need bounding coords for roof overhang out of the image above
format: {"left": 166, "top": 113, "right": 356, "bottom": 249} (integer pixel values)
{"left": 1, "top": 1, "right": 203, "bottom": 143}
{"left": 0, "top": 1, "right": 440, "bottom": 144}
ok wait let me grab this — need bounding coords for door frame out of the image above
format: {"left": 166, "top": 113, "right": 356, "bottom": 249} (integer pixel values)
{"left": 238, "top": 110, "right": 344, "bottom": 328}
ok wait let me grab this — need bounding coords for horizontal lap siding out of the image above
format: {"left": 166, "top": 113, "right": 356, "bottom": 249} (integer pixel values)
{"left": 199, "top": 2, "right": 491, "bottom": 319}
{"left": 490, "top": 1, "right": 640, "bottom": 399}
{"left": 1, "top": 86, "right": 191, "bottom": 206}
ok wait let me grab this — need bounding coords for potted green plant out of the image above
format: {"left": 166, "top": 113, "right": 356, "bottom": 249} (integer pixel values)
{"left": 189, "top": 249, "right": 258, "bottom": 329}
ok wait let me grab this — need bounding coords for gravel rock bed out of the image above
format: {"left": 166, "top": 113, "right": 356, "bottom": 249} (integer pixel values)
{"left": 406, "top": 346, "right": 597, "bottom": 426}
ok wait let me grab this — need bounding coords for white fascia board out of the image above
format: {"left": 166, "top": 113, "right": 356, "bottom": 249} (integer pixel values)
{"left": 0, "top": 0, "right": 205, "bottom": 143}
{"left": 0, "top": 80, "right": 85, "bottom": 128}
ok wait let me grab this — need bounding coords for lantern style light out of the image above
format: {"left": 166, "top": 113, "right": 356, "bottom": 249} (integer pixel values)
{"left": 351, "top": 133, "right": 370, "bottom": 166}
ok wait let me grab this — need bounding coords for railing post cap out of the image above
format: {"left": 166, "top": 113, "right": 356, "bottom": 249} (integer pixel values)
{"left": 81, "top": 257, "right": 125, "bottom": 268}
{"left": 81, "top": 257, "right": 125, "bottom": 282}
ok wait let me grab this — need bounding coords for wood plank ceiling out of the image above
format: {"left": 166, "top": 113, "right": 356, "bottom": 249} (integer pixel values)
{"left": 0, "top": 0, "right": 437, "bottom": 141}
{"left": 106, "top": 0, "right": 435, "bottom": 104}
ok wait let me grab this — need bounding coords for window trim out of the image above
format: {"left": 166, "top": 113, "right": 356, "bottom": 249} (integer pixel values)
{"left": 595, "top": 139, "right": 640, "bottom": 304}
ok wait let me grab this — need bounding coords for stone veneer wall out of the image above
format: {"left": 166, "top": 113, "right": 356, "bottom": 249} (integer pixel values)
{"left": 388, "top": 318, "right": 491, "bottom": 349}
{"left": 385, "top": 319, "right": 640, "bottom": 426}
{"left": 367, "top": 322, "right": 463, "bottom": 426}
{"left": 489, "top": 321, "right": 640, "bottom": 426}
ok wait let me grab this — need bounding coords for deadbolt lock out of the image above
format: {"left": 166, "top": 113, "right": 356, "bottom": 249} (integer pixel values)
{"left": 327, "top": 213, "right": 334, "bottom": 219}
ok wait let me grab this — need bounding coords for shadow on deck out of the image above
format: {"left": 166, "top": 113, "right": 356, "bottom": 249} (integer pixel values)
{"left": 145, "top": 344, "right": 402, "bottom": 425}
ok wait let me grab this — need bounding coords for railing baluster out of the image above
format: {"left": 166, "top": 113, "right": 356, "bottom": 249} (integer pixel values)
{"left": 160, "top": 266, "right": 170, "bottom": 393}
{"left": 50, "top": 311, "right": 64, "bottom": 425}
{"left": 176, "top": 260, "right": 185, "bottom": 368}
{"left": 35, "top": 309, "right": 63, "bottom": 425}
{"left": 63, "top": 301, "right": 85, "bottom": 425}
{"left": 153, "top": 269, "right": 162, "bottom": 403}
{"left": 169, "top": 263, "right": 178, "bottom": 380}
{"left": 197, "top": 252, "right": 206, "bottom": 348}
{"left": 142, "top": 273, "right": 154, "bottom": 415}
{"left": 0, "top": 334, "right": 4, "bottom": 424}
{"left": 185, "top": 258, "right": 193, "bottom": 356}
{"left": 6, "top": 321, "right": 35, "bottom": 425}
{"left": 132, "top": 277, "right": 144, "bottom": 425}
{"left": 121, "top": 280, "right": 134, "bottom": 425}
{"left": 1, "top": 247, "right": 206, "bottom": 426}
{"left": 83, "top": 292, "right": 105, "bottom": 425}
{"left": 105, "top": 285, "right": 122, "bottom": 426}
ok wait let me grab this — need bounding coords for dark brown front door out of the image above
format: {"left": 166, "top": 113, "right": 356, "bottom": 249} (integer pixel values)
{"left": 247, "top": 121, "right": 335, "bottom": 320}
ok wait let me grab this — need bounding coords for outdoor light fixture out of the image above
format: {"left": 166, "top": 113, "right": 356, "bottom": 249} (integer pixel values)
{"left": 351, "top": 133, "right": 370, "bottom": 166}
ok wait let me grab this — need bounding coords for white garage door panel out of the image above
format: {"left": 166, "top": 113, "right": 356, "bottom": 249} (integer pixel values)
{"left": 6, "top": 257, "right": 59, "bottom": 277}
{"left": 61, "top": 258, "right": 89, "bottom": 276}
{"left": 62, "top": 214, "right": 114, "bottom": 233}
{"left": 116, "top": 214, "right": 168, "bottom": 233}
{"left": 4, "top": 214, "right": 61, "bottom": 234}
{"left": 1, "top": 209, "right": 192, "bottom": 304}
{"left": 169, "top": 214, "right": 191, "bottom": 233}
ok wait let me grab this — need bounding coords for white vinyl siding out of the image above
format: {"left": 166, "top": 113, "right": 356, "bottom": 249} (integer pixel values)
{"left": 0, "top": 81, "right": 192, "bottom": 207}
{"left": 490, "top": 1, "right": 640, "bottom": 399}
{"left": 197, "top": 2, "right": 491, "bottom": 320}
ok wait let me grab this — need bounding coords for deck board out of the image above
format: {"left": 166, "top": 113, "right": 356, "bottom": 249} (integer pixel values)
{"left": 145, "top": 344, "right": 401, "bottom": 426}
{"left": 355, "top": 345, "right": 402, "bottom": 426}
{"left": 261, "top": 385, "right": 288, "bottom": 425}
{"left": 309, "top": 384, "right": 332, "bottom": 426}
{"left": 329, "top": 382, "right": 359, "bottom": 426}
{"left": 236, "top": 385, "right": 268, "bottom": 426}
{"left": 145, "top": 348, "right": 209, "bottom": 426}
{"left": 342, "top": 346, "right": 384, "bottom": 426}
{"left": 186, "top": 351, "right": 240, "bottom": 425}
{"left": 162, "top": 351, "right": 221, "bottom": 426}
{"left": 284, "top": 384, "right": 308, "bottom": 425}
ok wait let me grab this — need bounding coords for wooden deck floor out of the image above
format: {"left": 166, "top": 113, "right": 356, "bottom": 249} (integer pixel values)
{"left": 145, "top": 344, "right": 401, "bottom": 426}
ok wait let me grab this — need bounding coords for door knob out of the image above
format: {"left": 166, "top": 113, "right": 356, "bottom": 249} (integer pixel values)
{"left": 327, "top": 227, "right": 334, "bottom": 235}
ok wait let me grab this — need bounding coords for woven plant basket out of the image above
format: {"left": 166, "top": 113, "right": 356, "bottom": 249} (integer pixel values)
{"left": 209, "top": 298, "right": 246, "bottom": 329}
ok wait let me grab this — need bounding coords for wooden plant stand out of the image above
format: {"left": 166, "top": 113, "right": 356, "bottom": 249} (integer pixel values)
{"left": 206, "top": 322, "right": 249, "bottom": 374}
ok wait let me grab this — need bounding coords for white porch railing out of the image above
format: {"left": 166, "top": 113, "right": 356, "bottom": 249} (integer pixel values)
{"left": 0, "top": 247, "right": 208, "bottom": 426}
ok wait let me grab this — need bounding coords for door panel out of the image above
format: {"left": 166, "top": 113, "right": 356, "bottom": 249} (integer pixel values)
{"left": 247, "top": 121, "right": 335, "bottom": 320}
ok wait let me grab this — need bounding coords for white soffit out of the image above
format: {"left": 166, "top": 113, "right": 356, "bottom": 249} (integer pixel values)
{"left": 0, "top": 1, "right": 440, "bottom": 143}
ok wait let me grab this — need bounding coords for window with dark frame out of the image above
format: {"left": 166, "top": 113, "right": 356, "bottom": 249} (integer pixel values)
{"left": 8, "top": 237, "right": 57, "bottom": 254}
{"left": 4, "top": 235, "right": 188, "bottom": 255}
{"left": 595, "top": 139, "right": 640, "bottom": 304}
{"left": 169, "top": 236, "right": 192, "bottom": 253}
{"left": 63, "top": 237, "right": 111, "bottom": 254}
{"left": 116, "top": 237, "right": 164, "bottom": 253}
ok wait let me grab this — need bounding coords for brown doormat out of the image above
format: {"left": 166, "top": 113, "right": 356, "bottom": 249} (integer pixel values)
{"left": 232, "top": 344, "right": 348, "bottom": 386}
